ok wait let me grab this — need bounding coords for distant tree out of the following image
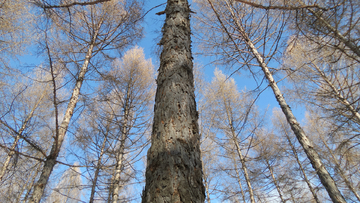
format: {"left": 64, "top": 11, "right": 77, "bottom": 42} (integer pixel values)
{"left": 284, "top": 37, "right": 360, "bottom": 128}
{"left": 194, "top": 0, "right": 346, "bottom": 202}
{"left": 74, "top": 46, "right": 155, "bottom": 203}
{"left": 0, "top": 0, "right": 32, "bottom": 61}
{"left": 0, "top": 69, "right": 55, "bottom": 202}
{"left": 46, "top": 164, "right": 82, "bottom": 203}
{"left": 205, "top": 69, "right": 258, "bottom": 203}
{"left": 272, "top": 109, "right": 322, "bottom": 203}
{"left": 28, "top": 0, "right": 143, "bottom": 202}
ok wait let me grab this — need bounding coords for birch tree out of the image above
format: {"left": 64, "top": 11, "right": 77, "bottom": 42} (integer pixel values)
{"left": 105, "top": 46, "right": 154, "bottom": 203}
{"left": 272, "top": 108, "right": 322, "bottom": 203}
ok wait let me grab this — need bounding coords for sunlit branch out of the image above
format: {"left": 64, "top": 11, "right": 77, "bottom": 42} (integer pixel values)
{"left": 31, "top": 0, "right": 111, "bottom": 9}
{"left": 233, "top": 0, "right": 333, "bottom": 11}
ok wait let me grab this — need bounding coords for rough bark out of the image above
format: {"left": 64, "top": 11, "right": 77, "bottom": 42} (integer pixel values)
{"left": 142, "top": 0, "right": 205, "bottom": 202}
{"left": 207, "top": 0, "right": 346, "bottom": 202}
{"left": 28, "top": 44, "right": 94, "bottom": 203}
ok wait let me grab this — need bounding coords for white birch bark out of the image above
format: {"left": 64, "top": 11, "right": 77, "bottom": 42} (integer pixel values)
{"left": 29, "top": 42, "right": 95, "bottom": 203}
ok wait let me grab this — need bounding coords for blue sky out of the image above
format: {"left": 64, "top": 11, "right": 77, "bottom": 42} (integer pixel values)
{"left": 137, "top": 0, "right": 305, "bottom": 126}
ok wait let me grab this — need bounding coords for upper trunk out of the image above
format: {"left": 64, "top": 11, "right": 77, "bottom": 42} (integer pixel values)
{"left": 142, "top": 0, "right": 205, "bottom": 202}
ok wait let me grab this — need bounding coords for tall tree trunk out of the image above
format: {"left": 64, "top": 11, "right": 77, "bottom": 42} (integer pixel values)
{"left": 29, "top": 43, "right": 95, "bottom": 203}
{"left": 111, "top": 83, "right": 131, "bottom": 203}
{"left": 201, "top": 158, "right": 211, "bottom": 203}
{"left": 141, "top": 0, "right": 205, "bottom": 202}
{"left": 230, "top": 153, "right": 246, "bottom": 203}
{"left": 207, "top": 0, "right": 346, "bottom": 202}
{"left": 265, "top": 159, "right": 285, "bottom": 203}
{"left": 89, "top": 113, "right": 113, "bottom": 203}
{"left": 222, "top": 97, "right": 255, "bottom": 203}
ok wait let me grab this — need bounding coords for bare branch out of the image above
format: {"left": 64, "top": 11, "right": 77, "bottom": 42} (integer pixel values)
{"left": 32, "top": 0, "right": 111, "bottom": 9}
{"left": 233, "top": 0, "right": 331, "bottom": 11}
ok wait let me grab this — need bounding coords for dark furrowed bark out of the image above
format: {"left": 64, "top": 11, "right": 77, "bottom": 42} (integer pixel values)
{"left": 142, "top": 0, "right": 205, "bottom": 202}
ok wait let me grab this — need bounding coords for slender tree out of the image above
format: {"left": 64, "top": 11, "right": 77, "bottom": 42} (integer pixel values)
{"left": 0, "top": 69, "right": 54, "bottom": 202}
{"left": 142, "top": 0, "right": 205, "bottom": 202}
{"left": 28, "top": 1, "right": 143, "bottom": 202}
{"left": 273, "top": 109, "right": 321, "bottom": 203}
{"left": 195, "top": 0, "right": 346, "bottom": 202}
{"left": 205, "top": 69, "right": 257, "bottom": 203}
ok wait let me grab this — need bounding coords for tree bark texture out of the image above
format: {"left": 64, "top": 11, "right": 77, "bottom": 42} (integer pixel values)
{"left": 142, "top": 0, "right": 205, "bottom": 202}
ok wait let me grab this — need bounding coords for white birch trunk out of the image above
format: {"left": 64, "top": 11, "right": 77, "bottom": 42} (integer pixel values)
{"left": 28, "top": 43, "right": 94, "bottom": 203}
{"left": 111, "top": 82, "right": 131, "bottom": 203}
{"left": 221, "top": 90, "right": 255, "bottom": 203}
